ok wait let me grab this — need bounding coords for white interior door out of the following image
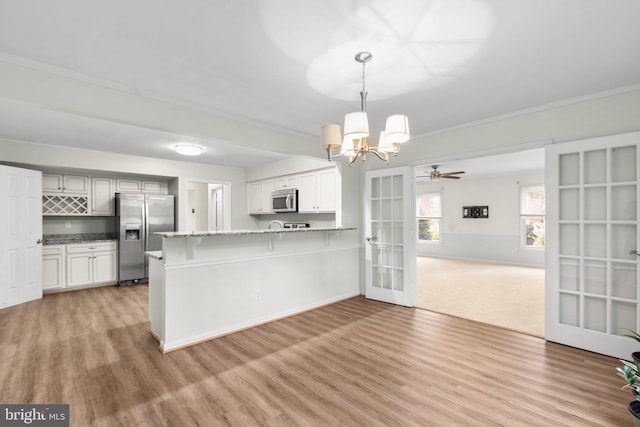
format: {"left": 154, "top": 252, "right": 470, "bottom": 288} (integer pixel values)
{"left": 0, "top": 165, "right": 43, "bottom": 309}
{"left": 365, "top": 166, "right": 416, "bottom": 306}
{"left": 546, "top": 132, "right": 639, "bottom": 359}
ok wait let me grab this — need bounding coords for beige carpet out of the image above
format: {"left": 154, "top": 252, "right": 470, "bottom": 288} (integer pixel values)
{"left": 417, "top": 257, "right": 545, "bottom": 337}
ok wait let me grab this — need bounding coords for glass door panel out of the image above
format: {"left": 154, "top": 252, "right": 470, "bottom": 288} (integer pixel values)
{"left": 546, "top": 132, "right": 640, "bottom": 359}
{"left": 365, "top": 167, "right": 415, "bottom": 306}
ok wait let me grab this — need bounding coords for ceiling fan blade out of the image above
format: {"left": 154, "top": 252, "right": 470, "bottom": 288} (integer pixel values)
{"left": 442, "top": 175, "right": 461, "bottom": 179}
{"left": 442, "top": 171, "right": 465, "bottom": 175}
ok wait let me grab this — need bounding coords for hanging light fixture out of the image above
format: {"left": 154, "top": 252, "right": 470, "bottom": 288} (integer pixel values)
{"left": 322, "top": 51, "right": 410, "bottom": 166}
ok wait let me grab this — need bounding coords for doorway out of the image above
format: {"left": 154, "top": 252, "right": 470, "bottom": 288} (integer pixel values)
{"left": 413, "top": 147, "right": 546, "bottom": 336}
{"left": 185, "top": 180, "right": 231, "bottom": 232}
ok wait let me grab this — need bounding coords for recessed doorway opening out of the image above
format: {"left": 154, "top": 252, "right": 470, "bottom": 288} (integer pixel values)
{"left": 413, "top": 147, "right": 546, "bottom": 337}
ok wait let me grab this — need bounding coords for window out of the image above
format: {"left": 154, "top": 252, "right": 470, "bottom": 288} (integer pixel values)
{"left": 520, "top": 186, "right": 545, "bottom": 249}
{"left": 417, "top": 192, "right": 441, "bottom": 242}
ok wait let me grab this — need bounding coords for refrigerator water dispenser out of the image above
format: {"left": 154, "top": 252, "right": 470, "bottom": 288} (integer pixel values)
{"left": 125, "top": 224, "right": 140, "bottom": 240}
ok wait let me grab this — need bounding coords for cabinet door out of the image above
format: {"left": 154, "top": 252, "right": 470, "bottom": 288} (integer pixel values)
{"left": 316, "top": 169, "right": 337, "bottom": 212}
{"left": 298, "top": 172, "right": 317, "bottom": 213}
{"left": 91, "top": 177, "right": 114, "bottom": 216}
{"left": 247, "top": 182, "right": 263, "bottom": 214}
{"left": 63, "top": 175, "right": 89, "bottom": 193}
{"left": 275, "top": 175, "right": 298, "bottom": 190}
{"left": 116, "top": 179, "right": 142, "bottom": 193}
{"left": 141, "top": 181, "right": 167, "bottom": 194}
{"left": 43, "top": 173, "right": 63, "bottom": 192}
{"left": 93, "top": 251, "right": 117, "bottom": 284}
{"left": 261, "top": 179, "right": 275, "bottom": 214}
{"left": 66, "top": 253, "right": 93, "bottom": 287}
{"left": 43, "top": 255, "right": 65, "bottom": 290}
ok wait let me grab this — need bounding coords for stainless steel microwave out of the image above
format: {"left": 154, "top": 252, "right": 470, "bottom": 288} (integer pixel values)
{"left": 272, "top": 188, "right": 298, "bottom": 213}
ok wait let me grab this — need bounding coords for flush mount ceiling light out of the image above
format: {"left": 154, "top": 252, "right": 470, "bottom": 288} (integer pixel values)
{"left": 322, "top": 52, "right": 410, "bottom": 166}
{"left": 174, "top": 144, "right": 204, "bottom": 156}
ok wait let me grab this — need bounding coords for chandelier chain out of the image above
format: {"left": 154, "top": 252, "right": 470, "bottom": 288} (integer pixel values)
{"left": 360, "top": 60, "right": 367, "bottom": 112}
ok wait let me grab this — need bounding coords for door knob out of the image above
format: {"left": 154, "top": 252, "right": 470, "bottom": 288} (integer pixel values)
{"left": 631, "top": 250, "right": 639, "bottom": 256}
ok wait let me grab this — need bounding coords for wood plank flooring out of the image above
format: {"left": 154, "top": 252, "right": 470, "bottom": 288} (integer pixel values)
{"left": 0, "top": 285, "right": 633, "bottom": 426}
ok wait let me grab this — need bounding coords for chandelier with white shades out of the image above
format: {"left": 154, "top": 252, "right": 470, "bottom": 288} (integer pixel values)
{"left": 322, "top": 51, "right": 410, "bottom": 166}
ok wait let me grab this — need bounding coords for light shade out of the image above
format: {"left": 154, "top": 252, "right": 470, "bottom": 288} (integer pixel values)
{"left": 321, "top": 124, "right": 342, "bottom": 149}
{"left": 340, "top": 137, "right": 358, "bottom": 155}
{"left": 174, "top": 144, "right": 204, "bottom": 156}
{"left": 377, "top": 131, "right": 394, "bottom": 153}
{"left": 384, "top": 114, "right": 410, "bottom": 143}
{"left": 343, "top": 112, "right": 369, "bottom": 140}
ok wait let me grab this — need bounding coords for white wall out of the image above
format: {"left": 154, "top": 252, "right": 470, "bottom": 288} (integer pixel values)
{"left": 416, "top": 172, "right": 545, "bottom": 267}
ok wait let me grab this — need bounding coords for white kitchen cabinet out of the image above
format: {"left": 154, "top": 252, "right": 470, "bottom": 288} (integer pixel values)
{"left": 247, "top": 179, "right": 275, "bottom": 214}
{"left": 43, "top": 245, "right": 66, "bottom": 291}
{"left": 115, "top": 179, "right": 142, "bottom": 193}
{"left": 275, "top": 175, "right": 298, "bottom": 190}
{"left": 66, "top": 242, "right": 117, "bottom": 288}
{"left": 43, "top": 173, "right": 89, "bottom": 194}
{"left": 116, "top": 178, "right": 167, "bottom": 194}
{"left": 91, "top": 177, "right": 115, "bottom": 216}
{"left": 141, "top": 180, "right": 167, "bottom": 193}
{"left": 298, "top": 168, "right": 336, "bottom": 213}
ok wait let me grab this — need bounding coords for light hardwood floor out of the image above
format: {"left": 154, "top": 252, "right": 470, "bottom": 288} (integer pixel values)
{"left": 0, "top": 285, "right": 632, "bottom": 426}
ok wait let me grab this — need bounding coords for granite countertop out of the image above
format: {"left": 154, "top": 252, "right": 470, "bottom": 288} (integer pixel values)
{"left": 155, "top": 226, "right": 356, "bottom": 238}
{"left": 144, "top": 250, "right": 163, "bottom": 260}
{"left": 43, "top": 233, "right": 117, "bottom": 245}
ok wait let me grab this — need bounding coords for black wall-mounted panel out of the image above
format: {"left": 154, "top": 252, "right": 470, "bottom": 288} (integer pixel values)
{"left": 463, "top": 205, "right": 489, "bottom": 218}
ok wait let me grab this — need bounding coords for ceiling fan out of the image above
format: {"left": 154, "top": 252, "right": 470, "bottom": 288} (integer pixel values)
{"left": 418, "top": 165, "right": 466, "bottom": 180}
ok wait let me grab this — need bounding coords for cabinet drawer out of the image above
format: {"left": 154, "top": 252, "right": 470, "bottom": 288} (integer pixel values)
{"left": 43, "top": 245, "right": 65, "bottom": 255}
{"left": 66, "top": 241, "right": 117, "bottom": 253}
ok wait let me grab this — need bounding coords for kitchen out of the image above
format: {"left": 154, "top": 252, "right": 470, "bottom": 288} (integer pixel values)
{"left": 1, "top": 140, "right": 361, "bottom": 345}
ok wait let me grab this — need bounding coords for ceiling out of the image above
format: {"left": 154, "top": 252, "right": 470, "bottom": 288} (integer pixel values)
{"left": 414, "top": 148, "right": 544, "bottom": 181}
{"left": 0, "top": 1, "right": 639, "bottom": 169}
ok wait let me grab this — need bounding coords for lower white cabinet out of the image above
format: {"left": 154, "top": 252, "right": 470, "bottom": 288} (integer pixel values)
{"left": 65, "top": 242, "right": 117, "bottom": 288}
{"left": 43, "top": 245, "right": 66, "bottom": 291}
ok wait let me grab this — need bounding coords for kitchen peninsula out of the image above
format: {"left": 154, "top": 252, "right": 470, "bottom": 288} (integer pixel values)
{"left": 147, "top": 226, "right": 359, "bottom": 352}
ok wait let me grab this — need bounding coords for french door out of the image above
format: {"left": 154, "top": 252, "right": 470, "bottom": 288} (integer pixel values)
{"left": 0, "top": 165, "right": 43, "bottom": 309}
{"left": 365, "top": 166, "right": 416, "bottom": 306}
{"left": 546, "top": 132, "right": 639, "bottom": 359}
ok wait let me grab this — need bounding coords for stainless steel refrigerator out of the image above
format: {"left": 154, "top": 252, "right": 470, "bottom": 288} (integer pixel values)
{"left": 115, "top": 193, "right": 174, "bottom": 285}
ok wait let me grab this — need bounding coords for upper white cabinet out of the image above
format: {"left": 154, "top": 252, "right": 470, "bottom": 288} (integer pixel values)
{"left": 91, "top": 177, "right": 114, "bottom": 216}
{"left": 141, "top": 180, "right": 167, "bottom": 193}
{"left": 116, "top": 179, "right": 142, "bottom": 193}
{"left": 249, "top": 168, "right": 337, "bottom": 215}
{"left": 248, "top": 179, "right": 275, "bottom": 214}
{"left": 275, "top": 175, "right": 298, "bottom": 190}
{"left": 42, "top": 173, "right": 91, "bottom": 215}
{"left": 116, "top": 178, "right": 167, "bottom": 194}
{"left": 43, "top": 173, "right": 89, "bottom": 194}
{"left": 43, "top": 173, "right": 169, "bottom": 216}
{"left": 298, "top": 168, "right": 336, "bottom": 213}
